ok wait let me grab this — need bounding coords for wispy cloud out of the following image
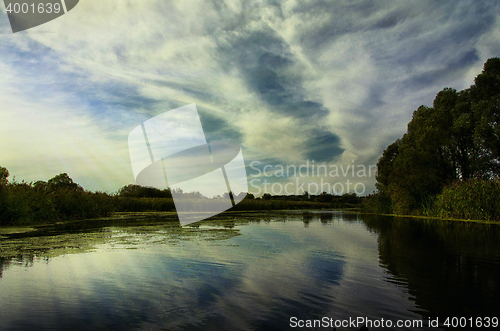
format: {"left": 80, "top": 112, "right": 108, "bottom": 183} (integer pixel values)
{"left": 1, "top": 0, "right": 499, "bottom": 193}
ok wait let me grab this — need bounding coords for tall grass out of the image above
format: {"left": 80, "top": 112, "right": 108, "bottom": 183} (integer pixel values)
{"left": 426, "top": 179, "right": 500, "bottom": 221}
{"left": 363, "top": 178, "right": 500, "bottom": 221}
{"left": 232, "top": 198, "right": 348, "bottom": 211}
{"left": 114, "top": 197, "right": 175, "bottom": 212}
{"left": 0, "top": 182, "right": 56, "bottom": 225}
{"left": 360, "top": 191, "right": 392, "bottom": 214}
{"left": 112, "top": 196, "right": 349, "bottom": 213}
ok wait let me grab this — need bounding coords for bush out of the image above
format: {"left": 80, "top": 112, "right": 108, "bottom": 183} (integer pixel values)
{"left": 114, "top": 197, "right": 175, "bottom": 212}
{"left": 50, "top": 189, "right": 114, "bottom": 219}
{"left": 428, "top": 179, "right": 500, "bottom": 221}
{"left": 361, "top": 191, "right": 392, "bottom": 214}
{"left": 0, "top": 170, "right": 114, "bottom": 225}
{"left": 0, "top": 181, "right": 57, "bottom": 225}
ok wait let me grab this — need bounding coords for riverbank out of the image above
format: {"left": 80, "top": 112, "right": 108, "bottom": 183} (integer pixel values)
{"left": 358, "top": 211, "right": 500, "bottom": 225}
{"left": 1, "top": 168, "right": 363, "bottom": 226}
{"left": 0, "top": 207, "right": 357, "bottom": 230}
{"left": 0, "top": 187, "right": 359, "bottom": 227}
{"left": 361, "top": 178, "right": 500, "bottom": 223}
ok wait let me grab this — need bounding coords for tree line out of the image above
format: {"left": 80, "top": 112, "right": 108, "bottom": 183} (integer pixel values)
{"left": 363, "top": 58, "right": 500, "bottom": 220}
{"left": 0, "top": 170, "right": 113, "bottom": 225}
{"left": 0, "top": 168, "right": 361, "bottom": 225}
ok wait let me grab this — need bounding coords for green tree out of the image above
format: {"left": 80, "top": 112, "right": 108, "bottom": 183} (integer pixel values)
{"left": 471, "top": 57, "right": 500, "bottom": 175}
{"left": 0, "top": 167, "right": 9, "bottom": 222}
{"left": 118, "top": 184, "right": 171, "bottom": 198}
{"left": 0, "top": 167, "right": 9, "bottom": 187}
{"left": 371, "top": 58, "right": 500, "bottom": 215}
{"left": 244, "top": 193, "right": 255, "bottom": 200}
{"left": 47, "top": 173, "right": 82, "bottom": 191}
{"left": 384, "top": 103, "right": 455, "bottom": 213}
{"left": 375, "top": 139, "right": 401, "bottom": 190}
{"left": 33, "top": 180, "right": 48, "bottom": 191}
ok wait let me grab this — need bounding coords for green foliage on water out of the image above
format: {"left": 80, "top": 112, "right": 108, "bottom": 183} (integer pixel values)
{"left": 363, "top": 58, "right": 500, "bottom": 221}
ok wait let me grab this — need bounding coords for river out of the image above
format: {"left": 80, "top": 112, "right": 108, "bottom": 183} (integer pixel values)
{"left": 0, "top": 211, "right": 499, "bottom": 330}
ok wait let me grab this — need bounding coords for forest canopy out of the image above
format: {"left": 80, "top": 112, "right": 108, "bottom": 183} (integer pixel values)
{"left": 365, "top": 57, "right": 500, "bottom": 219}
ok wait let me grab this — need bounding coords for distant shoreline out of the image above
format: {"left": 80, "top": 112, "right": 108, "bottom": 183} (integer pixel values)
{"left": 2, "top": 208, "right": 499, "bottom": 233}
{"left": 358, "top": 211, "right": 500, "bottom": 225}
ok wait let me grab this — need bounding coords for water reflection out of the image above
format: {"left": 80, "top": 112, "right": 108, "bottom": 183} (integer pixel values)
{"left": 0, "top": 212, "right": 356, "bottom": 331}
{"left": 0, "top": 212, "right": 498, "bottom": 330}
{"left": 0, "top": 213, "right": 241, "bottom": 278}
{"left": 362, "top": 214, "right": 500, "bottom": 319}
{"left": 319, "top": 212, "right": 334, "bottom": 224}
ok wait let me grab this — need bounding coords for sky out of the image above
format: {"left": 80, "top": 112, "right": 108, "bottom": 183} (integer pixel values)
{"left": 1, "top": 0, "right": 499, "bottom": 196}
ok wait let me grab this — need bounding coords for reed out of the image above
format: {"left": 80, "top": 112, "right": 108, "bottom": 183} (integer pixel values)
{"left": 426, "top": 179, "right": 500, "bottom": 221}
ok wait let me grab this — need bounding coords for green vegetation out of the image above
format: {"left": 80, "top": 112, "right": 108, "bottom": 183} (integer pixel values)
{"left": 0, "top": 168, "right": 360, "bottom": 226}
{"left": 0, "top": 170, "right": 113, "bottom": 225}
{"left": 233, "top": 192, "right": 360, "bottom": 211}
{"left": 363, "top": 58, "right": 500, "bottom": 221}
{"left": 427, "top": 178, "right": 500, "bottom": 221}
{"left": 114, "top": 184, "right": 176, "bottom": 212}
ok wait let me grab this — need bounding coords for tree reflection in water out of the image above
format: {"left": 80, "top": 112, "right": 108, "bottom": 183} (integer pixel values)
{"left": 361, "top": 214, "right": 500, "bottom": 318}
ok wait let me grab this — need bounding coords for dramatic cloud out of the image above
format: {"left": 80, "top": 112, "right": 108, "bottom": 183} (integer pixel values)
{"left": 0, "top": 0, "right": 499, "bottom": 194}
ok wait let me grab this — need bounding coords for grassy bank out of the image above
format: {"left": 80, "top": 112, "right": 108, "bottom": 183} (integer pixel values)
{"left": 360, "top": 211, "right": 500, "bottom": 225}
{"left": 362, "top": 178, "right": 500, "bottom": 223}
{"left": 424, "top": 179, "right": 500, "bottom": 221}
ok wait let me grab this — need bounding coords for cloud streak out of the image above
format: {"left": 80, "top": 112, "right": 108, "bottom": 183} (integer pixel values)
{"left": 0, "top": 0, "right": 499, "bottom": 193}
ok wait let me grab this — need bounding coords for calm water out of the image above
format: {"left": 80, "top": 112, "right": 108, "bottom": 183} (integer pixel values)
{"left": 0, "top": 211, "right": 499, "bottom": 330}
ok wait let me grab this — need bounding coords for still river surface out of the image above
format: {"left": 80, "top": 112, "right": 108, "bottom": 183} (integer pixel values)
{"left": 0, "top": 211, "right": 499, "bottom": 330}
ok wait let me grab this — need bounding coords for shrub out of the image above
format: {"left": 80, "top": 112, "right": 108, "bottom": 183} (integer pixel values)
{"left": 429, "top": 179, "right": 500, "bottom": 221}
{"left": 361, "top": 191, "right": 392, "bottom": 214}
{"left": 0, "top": 169, "right": 114, "bottom": 225}
{"left": 114, "top": 197, "right": 175, "bottom": 212}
